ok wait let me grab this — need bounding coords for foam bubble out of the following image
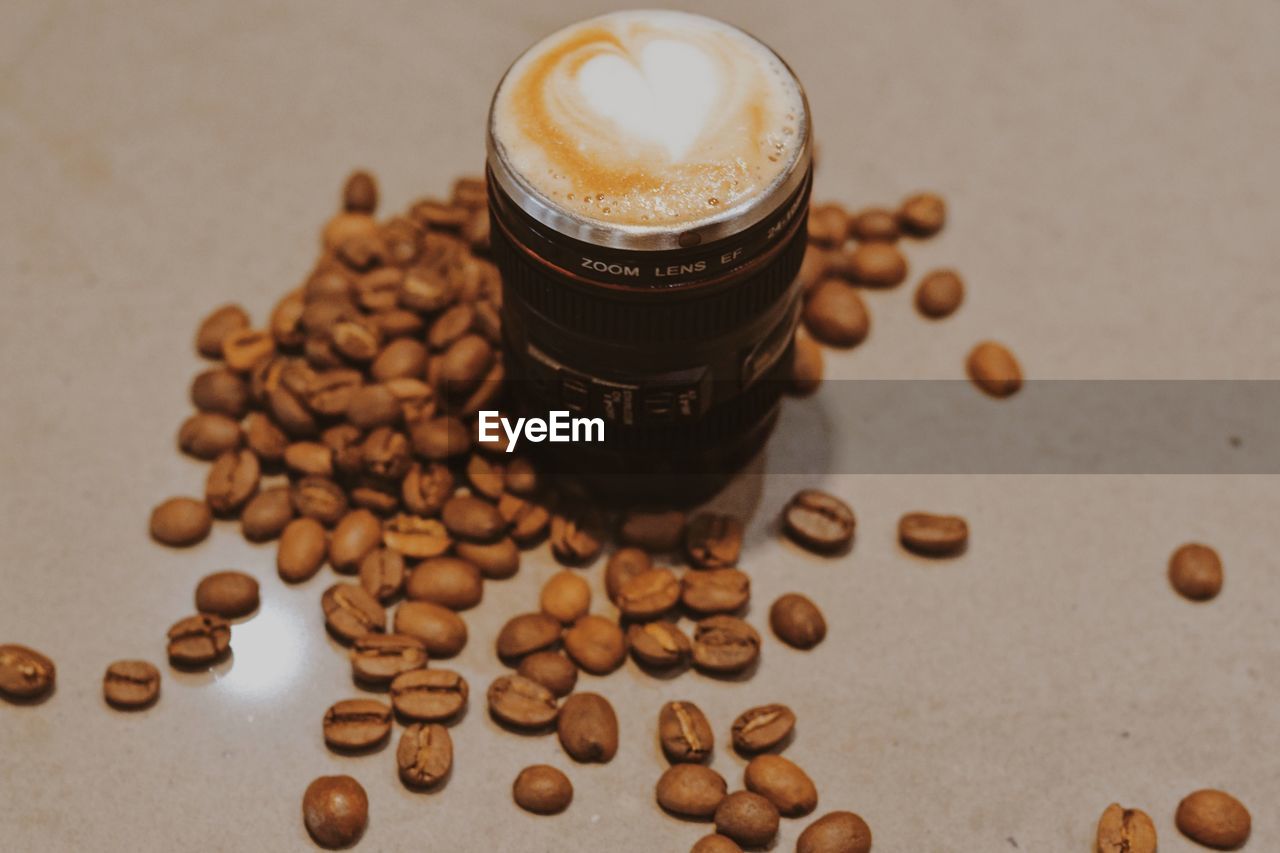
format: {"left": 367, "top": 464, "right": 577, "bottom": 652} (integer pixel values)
{"left": 491, "top": 10, "right": 807, "bottom": 230}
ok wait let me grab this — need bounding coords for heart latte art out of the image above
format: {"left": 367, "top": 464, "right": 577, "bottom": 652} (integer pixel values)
{"left": 490, "top": 10, "right": 807, "bottom": 229}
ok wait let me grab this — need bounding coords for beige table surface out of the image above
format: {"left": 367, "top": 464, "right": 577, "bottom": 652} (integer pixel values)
{"left": 2, "top": 1, "right": 1278, "bottom": 850}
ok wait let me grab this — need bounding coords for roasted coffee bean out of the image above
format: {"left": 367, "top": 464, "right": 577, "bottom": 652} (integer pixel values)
{"left": 244, "top": 412, "right": 287, "bottom": 463}
{"left": 191, "top": 366, "right": 251, "bottom": 418}
{"left": 915, "top": 269, "right": 964, "bottom": 318}
{"left": 410, "top": 199, "right": 470, "bottom": 232}
{"left": 358, "top": 547, "right": 406, "bottom": 603}
{"left": 844, "top": 241, "right": 907, "bottom": 286}
{"left": 394, "top": 601, "right": 467, "bottom": 657}
{"left": 335, "top": 233, "right": 385, "bottom": 273}
{"left": 343, "top": 170, "right": 377, "bottom": 213}
{"left": 397, "top": 723, "right": 453, "bottom": 788}
{"left": 194, "top": 570, "right": 259, "bottom": 618}
{"left": 659, "top": 701, "right": 714, "bottom": 763}
{"left": 451, "top": 175, "right": 487, "bottom": 209}
{"left": 291, "top": 476, "right": 348, "bottom": 526}
{"left": 546, "top": 689, "right": 619, "bottom": 765}
{"left": 691, "top": 834, "right": 742, "bottom": 853}
{"left": 1096, "top": 804, "right": 1157, "bottom": 853}
{"left": 302, "top": 775, "right": 368, "bottom": 849}
{"left": 103, "top": 660, "right": 160, "bottom": 709}
{"left": 656, "top": 764, "right": 728, "bottom": 819}
{"left": 613, "top": 568, "right": 677, "bottom": 620}
{"left": 205, "top": 449, "right": 260, "bottom": 515}
{"left": 149, "top": 497, "right": 212, "bottom": 547}
{"left": 409, "top": 415, "right": 470, "bottom": 460}
{"left": 692, "top": 616, "right": 761, "bottom": 674}
{"left": 539, "top": 571, "right": 591, "bottom": 625}
{"left": 267, "top": 384, "right": 317, "bottom": 437}
{"left": 798, "top": 243, "right": 834, "bottom": 294}
{"left": 1168, "top": 543, "right": 1224, "bottom": 601}
{"left": 899, "top": 512, "right": 968, "bottom": 556}
{"left": 618, "top": 509, "right": 686, "bottom": 552}
{"left": 550, "top": 507, "right": 607, "bottom": 564}
{"left": 221, "top": 328, "right": 276, "bottom": 372}
{"left": 769, "top": 594, "right": 826, "bottom": 650}
{"left": 499, "top": 494, "right": 551, "bottom": 545}
{"left": 346, "top": 383, "right": 402, "bottom": 429}
{"left": 372, "top": 307, "right": 423, "bottom": 340}
{"left": 406, "top": 557, "right": 483, "bottom": 610}
{"left": 512, "top": 765, "right": 572, "bottom": 815}
{"left": 402, "top": 462, "right": 455, "bottom": 517}
{"left": 358, "top": 427, "right": 410, "bottom": 480}
{"left": 240, "top": 486, "right": 294, "bottom": 542}
{"left": 797, "top": 811, "right": 873, "bottom": 853}
{"left": 441, "top": 494, "right": 504, "bottom": 542}
{"left": 628, "top": 621, "right": 691, "bottom": 669}
{"left": 0, "top": 645, "right": 56, "bottom": 700}
{"left": 196, "top": 304, "right": 250, "bottom": 359}
{"left": 791, "top": 329, "right": 824, "bottom": 395}
{"left": 783, "top": 489, "right": 855, "bottom": 552}
{"left": 714, "top": 791, "right": 779, "bottom": 848}
{"left": 731, "top": 704, "right": 796, "bottom": 753}
{"left": 849, "top": 207, "right": 900, "bottom": 242}
{"left": 681, "top": 569, "right": 750, "bottom": 615}
{"left": 744, "top": 754, "right": 817, "bottom": 817}
{"left": 323, "top": 210, "right": 378, "bottom": 250}
{"left": 390, "top": 668, "right": 468, "bottom": 721}
{"left": 966, "top": 341, "right": 1022, "bottom": 398}
{"left": 166, "top": 614, "right": 231, "bottom": 666}
{"left": 351, "top": 633, "right": 426, "bottom": 686}
{"left": 270, "top": 290, "right": 305, "bottom": 348}
{"left": 323, "top": 698, "right": 392, "bottom": 750}
{"left": 277, "top": 517, "right": 328, "bottom": 582}
{"left": 685, "top": 513, "right": 743, "bottom": 569}
{"left": 1176, "top": 789, "right": 1250, "bottom": 850}
{"left": 329, "top": 509, "right": 383, "bottom": 573}
{"left": 563, "top": 615, "right": 626, "bottom": 675}
{"left": 456, "top": 537, "right": 520, "bottom": 580}
{"left": 428, "top": 303, "right": 475, "bottom": 351}
{"left": 516, "top": 651, "right": 578, "bottom": 698}
{"left": 178, "top": 412, "right": 242, "bottom": 460}
{"left": 284, "top": 441, "right": 333, "bottom": 478}
{"left": 437, "top": 334, "right": 493, "bottom": 397}
{"left": 496, "top": 612, "right": 562, "bottom": 661}
{"left": 321, "top": 583, "right": 386, "bottom": 643}
{"left": 504, "top": 456, "right": 537, "bottom": 496}
{"left": 605, "top": 548, "right": 653, "bottom": 603}
{"left": 807, "top": 204, "right": 848, "bottom": 248}
{"left": 804, "top": 278, "right": 870, "bottom": 347}
{"left": 355, "top": 267, "right": 403, "bottom": 313}
{"left": 371, "top": 337, "right": 427, "bottom": 382}
{"left": 330, "top": 314, "right": 382, "bottom": 362}
{"left": 899, "top": 192, "right": 946, "bottom": 236}
{"left": 488, "top": 674, "right": 559, "bottom": 729}
{"left": 465, "top": 453, "right": 505, "bottom": 501}
{"left": 383, "top": 514, "right": 451, "bottom": 559}
{"left": 381, "top": 217, "right": 421, "bottom": 267}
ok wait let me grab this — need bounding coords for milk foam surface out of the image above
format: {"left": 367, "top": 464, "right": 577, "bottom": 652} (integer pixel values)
{"left": 491, "top": 10, "right": 807, "bottom": 230}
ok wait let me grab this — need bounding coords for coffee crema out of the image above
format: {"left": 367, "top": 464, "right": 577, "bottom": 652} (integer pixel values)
{"left": 490, "top": 10, "right": 807, "bottom": 236}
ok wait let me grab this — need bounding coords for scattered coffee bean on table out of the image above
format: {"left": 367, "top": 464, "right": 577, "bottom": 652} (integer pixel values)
{"left": 691, "top": 834, "right": 742, "bottom": 853}
{"left": 549, "top": 507, "right": 606, "bottom": 564}
{"left": 103, "top": 660, "right": 160, "bottom": 709}
{"left": 659, "top": 700, "right": 714, "bottom": 763}
{"left": 149, "top": 497, "right": 213, "bottom": 547}
{"left": 496, "top": 612, "right": 562, "bottom": 661}
{"left": 562, "top": 614, "right": 627, "bottom": 675}
{"left": 681, "top": 568, "right": 750, "bottom": 615}
{"left": 540, "top": 570, "right": 592, "bottom": 624}
{"left": 277, "top": 517, "right": 328, "bottom": 583}
{"left": 807, "top": 203, "right": 848, "bottom": 248}
{"left": 178, "top": 412, "right": 242, "bottom": 460}
{"left": 685, "top": 513, "right": 743, "bottom": 569}
{"left": 1175, "top": 789, "right": 1251, "bottom": 850}
{"left": 1168, "top": 543, "right": 1224, "bottom": 601}
{"left": 796, "top": 811, "right": 873, "bottom": 853}
{"left": 803, "top": 279, "right": 870, "bottom": 348}
{"left": 605, "top": 547, "right": 653, "bottom": 603}
{"left": 394, "top": 600, "right": 467, "bottom": 657}
{"left": 692, "top": 616, "right": 761, "bottom": 674}
{"left": 396, "top": 722, "right": 453, "bottom": 789}
{"left": 302, "top": 775, "right": 368, "bottom": 849}
{"left": 350, "top": 633, "right": 427, "bottom": 686}
{"left": 899, "top": 512, "right": 969, "bottom": 557}
{"left": 744, "top": 754, "right": 818, "bottom": 817}
{"left": 849, "top": 207, "right": 900, "bottom": 242}
{"left": 915, "top": 269, "right": 965, "bottom": 318}
{"left": 390, "top": 669, "right": 468, "bottom": 722}
{"left": 516, "top": 651, "right": 578, "bottom": 698}
{"left": 714, "top": 791, "right": 780, "bottom": 848}
{"left": 488, "top": 674, "right": 559, "bottom": 729}
{"left": 966, "top": 341, "right": 1022, "bottom": 398}
{"left": 844, "top": 241, "right": 907, "bottom": 287}
{"left": 790, "top": 329, "right": 825, "bottom": 395}
{"left": 323, "top": 698, "right": 393, "bottom": 750}
{"left": 1096, "top": 803, "right": 1157, "bottom": 853}
{"left": 358, "top": 547, "right": 406, "bottom": 603}
{"left": 241, "top": 485, "right": 295, "bottom": 542}
{"left": 166, "top": 614, "right": 231, "bottom": 667}
{"left": 898, "top": 192, "right": 947, "bottom": 236}
{"left": 321, "top": 583, "right": 386, "bottom": 643}
{"left": 513, "top": 765, "right": 573, "bottom": 815}
{"left": 194, "top": 570, "right": 260, "bottom": 618}
{"left": 406, "top": 556, "right": 483, "bottom": 610}
{"left": 617, "top": 568, "right": 682, "bottom": 620}
{"left": 618, "top": 509, "right": 686, "bottom": 552}
{"left": 656, "top": 763, "right": 728, "bottom": 819}
{"left": 731, "top": 704, "right": 796, "bottom": 753}
{"left": 628, "top": 621, "right": 692, "bottom": 669}
{"left": 783, "top": 489, "right": 855, "bottom": 553}
{"left": 557, "top": 692, "right": 619, "bottom": 763}
{"left": 195, "top": 304, "right": 249, "bottom": 358}
{"left": 0, "top": 644, "right": 56, "bottom": 700}
{"left": 770, "top": 594, "right": 827, "bottom": 650}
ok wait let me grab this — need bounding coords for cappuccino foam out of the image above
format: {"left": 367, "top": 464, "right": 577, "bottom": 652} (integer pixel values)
{"left": 490, "top": 10, "right": 807, "bottom": 230}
